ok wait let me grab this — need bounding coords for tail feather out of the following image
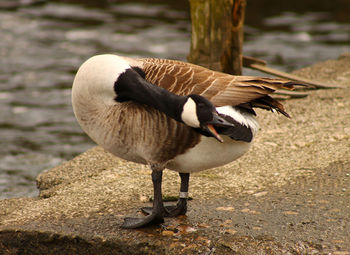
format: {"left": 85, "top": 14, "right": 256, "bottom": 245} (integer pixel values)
{"left": 251, "top": 95, "right": 290, "bottom": 118}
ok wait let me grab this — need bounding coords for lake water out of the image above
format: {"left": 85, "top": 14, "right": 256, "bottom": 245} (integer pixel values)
{"left": 1, "top": 0, "right": 350, "bottom": 199}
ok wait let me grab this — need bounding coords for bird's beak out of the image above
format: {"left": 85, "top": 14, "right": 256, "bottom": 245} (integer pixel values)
{"left": 203, "top": 124, "right": 223, "bottom": 142}
{"left": 203, "top": 113, "right": 234, "bottom": 143}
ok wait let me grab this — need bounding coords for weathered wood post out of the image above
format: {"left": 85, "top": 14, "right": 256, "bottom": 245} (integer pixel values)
{"left": 188, "top": 0, "right": 246, "bottom": 75}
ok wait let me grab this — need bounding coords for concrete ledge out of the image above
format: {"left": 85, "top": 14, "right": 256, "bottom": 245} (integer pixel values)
{"left": 1, "top": 54, "right": 350, "bottom": 254}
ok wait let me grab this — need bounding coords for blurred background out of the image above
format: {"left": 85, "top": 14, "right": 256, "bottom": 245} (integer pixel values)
{"left": 1, "top": 0, "right": 350, "bottom": 199}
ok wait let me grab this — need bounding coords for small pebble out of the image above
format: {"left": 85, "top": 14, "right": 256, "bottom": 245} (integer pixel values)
{"left": 333, "top": 251, "right": 350, "bottom": 255}
{"left": 216, "top": 206, "right": 235, "bottom": 211}
{"left": 139, "top": 195, "right": 148, "bottom": 202}
{"left": 241, "top": 208, "right": 250, "bottom": 213}
{"left": 162, "top": 230, "right": 175, "bottom": 236}
{"left": 224, "top": 229, "right": 237, "bottom": 235}
{"left": 253, "top": 191, "right": 268, "bottom": 197}
{"left": 283, "top": 211, "right": 298, "bottom": 215}
{"left": 177, "top": 225, "right": 197, "bottom": 234}
{"left": 197, "top": 223, "right": 210, "bottom": 228}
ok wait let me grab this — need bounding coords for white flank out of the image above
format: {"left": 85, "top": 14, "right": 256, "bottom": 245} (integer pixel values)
{"left": 216, "top": 106, "right": 259, "bottom": 135}
{"left": 181, "top": 97, "right": 200, "bottom": 128}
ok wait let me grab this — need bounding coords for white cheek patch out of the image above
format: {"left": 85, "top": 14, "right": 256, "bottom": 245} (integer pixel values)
{"left": 181, "top": 98, "right": 200, "bottom": 128}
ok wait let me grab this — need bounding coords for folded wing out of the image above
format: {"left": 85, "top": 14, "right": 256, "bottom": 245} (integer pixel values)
{"left": 138, "top": 58, "right": 296, "bottom": 117}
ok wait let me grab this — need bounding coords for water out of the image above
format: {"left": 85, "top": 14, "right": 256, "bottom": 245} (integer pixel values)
{"left": 1, "top": 0, "right": 350, "bottom": 199}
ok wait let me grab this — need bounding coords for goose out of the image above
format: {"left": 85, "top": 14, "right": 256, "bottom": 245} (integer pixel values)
{"left": 72, "top": 54, "right": 297, "bottom": 229}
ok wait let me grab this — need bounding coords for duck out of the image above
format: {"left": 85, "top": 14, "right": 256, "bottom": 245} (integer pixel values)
{"left": 72, "top": 54, "right": 297, "bottom": 229}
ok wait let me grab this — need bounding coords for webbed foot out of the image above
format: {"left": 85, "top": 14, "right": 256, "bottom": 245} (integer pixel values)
{"left": 141, "top": 199, "right": 187, "bottom": 217}
{"left": 121, "top": 213, "right": 164, "bottom": 229}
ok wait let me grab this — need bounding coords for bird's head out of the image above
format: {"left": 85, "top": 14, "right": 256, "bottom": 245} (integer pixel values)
{"left": 181, "top": 94, "right": 234, "bottom": 142}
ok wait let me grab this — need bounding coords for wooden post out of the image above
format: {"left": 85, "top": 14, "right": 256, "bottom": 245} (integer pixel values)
{"left": 188, "top": 0, "right": 246, "bottom": 75}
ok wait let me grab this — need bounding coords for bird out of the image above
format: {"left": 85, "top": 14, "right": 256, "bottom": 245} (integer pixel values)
{"left": 72, "top": 54, "right": 297, "bottom": 229}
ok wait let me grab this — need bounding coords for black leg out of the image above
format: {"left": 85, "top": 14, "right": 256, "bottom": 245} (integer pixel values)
{"left": 142, "top": 172, "right": 190, "bottom": 217}
{"left": 167, "top": 172, "right": 190, "bottom": 216}
{"left": 121, "top": 166, "right": 166, "bottom": 229}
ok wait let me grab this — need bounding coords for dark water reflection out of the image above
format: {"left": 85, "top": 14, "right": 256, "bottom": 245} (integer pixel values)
{"left": 1, "top": 0, "right": 349, "bottom": 198}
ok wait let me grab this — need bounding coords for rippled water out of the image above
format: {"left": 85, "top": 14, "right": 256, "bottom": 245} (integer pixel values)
{"left": 1, "top": 0, "right": 350, "bottom": 199}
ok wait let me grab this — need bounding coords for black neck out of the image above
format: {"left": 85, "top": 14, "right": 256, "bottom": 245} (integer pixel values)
{"left": 114, "top": 68, "right": 186, "bottom": 122}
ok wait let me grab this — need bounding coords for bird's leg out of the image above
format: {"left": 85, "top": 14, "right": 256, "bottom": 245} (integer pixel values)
{"left": 121, "top": 165, "right": 166, "bottom": 229}
{"left": 142, "top": 172, "right": 190, "bottom": 217}
{"left": 166, "top": 172, "right": 190, "bottom": 216}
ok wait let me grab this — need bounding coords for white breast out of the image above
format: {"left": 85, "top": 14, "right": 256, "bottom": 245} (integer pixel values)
{"left": 166, "top": 136, "right": 252, "bottom": 173}
{"left": 166, "top": 106, "right": 259, "bottom": 173}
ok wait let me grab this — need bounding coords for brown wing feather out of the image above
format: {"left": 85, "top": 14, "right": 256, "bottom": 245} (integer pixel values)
{"left": 137, "top": 58, "right": 295, "bottom": 116}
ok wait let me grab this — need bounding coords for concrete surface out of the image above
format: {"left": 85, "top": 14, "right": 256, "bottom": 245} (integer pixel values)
{"left": 1, "top": 53, "right": 350, "bottom": 254}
